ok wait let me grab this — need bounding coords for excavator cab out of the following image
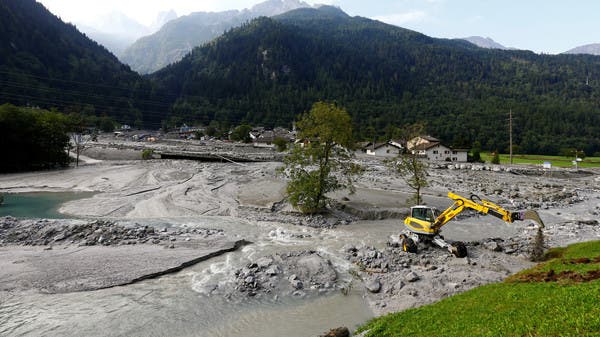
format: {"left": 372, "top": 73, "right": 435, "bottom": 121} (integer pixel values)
{"left": 410, "top": 206, "right": 436, "bottom": 222}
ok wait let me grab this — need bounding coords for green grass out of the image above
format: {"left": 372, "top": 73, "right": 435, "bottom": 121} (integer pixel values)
{"left": 479, "top": 153, "right": 600, "bottom": 168}
{"left": 510, "top": 241, "right": 600, "bottom": 276}
{"left": 357, "top": 241, "right": 600, "bottom": 337}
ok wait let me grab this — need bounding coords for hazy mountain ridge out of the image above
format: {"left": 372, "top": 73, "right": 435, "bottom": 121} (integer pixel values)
{"left": 462, "top": 36, "right": 509, "bottom": 50}
{"left": 121, "top": 0, "right": 310, "bottom": 74}
{"left": 564, "top": 43, "right": 600, "bottom": 56}
{"left": 75, "top": 10, "right": 178, "bottom": 57}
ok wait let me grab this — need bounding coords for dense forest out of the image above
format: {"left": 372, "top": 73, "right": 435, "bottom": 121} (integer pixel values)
{"left": 0, "top": 104, "right": 70, "bottom": 172}
{"left": 1, "top": 2, "right": 600, "bottom": 156}
{"left": 0, "top": 0, "right": 168, "bottom": 129}
{"left": 152, "top": 7, "right": 600, "bottom": 155}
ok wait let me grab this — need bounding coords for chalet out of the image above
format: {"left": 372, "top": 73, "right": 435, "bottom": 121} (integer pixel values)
{"left": 407, "top": 136, "right": 468, "bottom": 162}
{"left": 365, "top": 141, "right": 404, "bottom": 157}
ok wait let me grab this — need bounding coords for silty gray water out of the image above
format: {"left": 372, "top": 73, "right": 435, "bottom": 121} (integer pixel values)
{"left": 0, "top": 206, "right": 523, "bottom": 336}
{"left": 0, "top": 216, "right": 382, "bottom": 337}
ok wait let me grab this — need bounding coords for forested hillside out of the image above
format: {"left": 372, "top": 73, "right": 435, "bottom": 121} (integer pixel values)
{"left": 152, "top": 6, "right": 600, "bottom": 155}
{"left": 2, "top": 3, "right": 600, "bottom": 155}
{"left": 0, "top": 0, "right": 167, "bottom": 128}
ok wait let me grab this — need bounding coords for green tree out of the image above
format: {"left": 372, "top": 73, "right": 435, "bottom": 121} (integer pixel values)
{"left": 230, "top": 124, "right": 252, "bottom": 143}
{"left": 280, "top": 102, "right": 360, "bottom": 213}
{"left": 98, "top": 116, "right": 115, "bottom": 133}
{"left": 469, "top": 141, "right": 482, "bottom": 163}
{"left": 386, "top": 124, "right": 428, "bottom": 205}
{"left": 0, "top": 104, "right": 70, "bottom": 172}
{"left": 273, "top": 137, "right": 289, "bottom": 152}
{"left": 491, "top": 151, "right": 500, "bottom": 165}
{"left": 205, "top": 126, "right": 217, "bottom": 137}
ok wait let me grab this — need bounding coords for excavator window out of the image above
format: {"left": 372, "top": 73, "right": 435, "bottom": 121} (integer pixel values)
{"left": 412, "top": 207, "right": 434, "bottom": 222}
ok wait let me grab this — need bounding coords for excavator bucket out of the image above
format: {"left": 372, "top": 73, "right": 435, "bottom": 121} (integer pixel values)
{"left": 521, "top": 210, "right": 545, "bottom": 228}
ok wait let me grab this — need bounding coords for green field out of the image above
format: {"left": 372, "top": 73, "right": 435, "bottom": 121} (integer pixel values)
{"left": 357, "top": 240, "right": 600, "bottom": 337}
{"left": 480, "top": 153, "right": 600, "bottom": 168}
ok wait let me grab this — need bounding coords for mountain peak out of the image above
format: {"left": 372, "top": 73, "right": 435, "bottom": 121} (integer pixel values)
{"left": 250, "top": 0, "right": 310, "bottom": 16}
{"left": 275, "top": 5, "right": 350, "bottom": 22}
{"left": 150, "top": 10, "right": 178, "bottom": 33}
{"left": 462, "top": 36, "right": 508, "bottom": 50}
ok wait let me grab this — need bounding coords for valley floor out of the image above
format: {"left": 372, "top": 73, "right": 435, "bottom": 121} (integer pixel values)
{"left": 0, "top": 138, "right": 599, "bottom": 336}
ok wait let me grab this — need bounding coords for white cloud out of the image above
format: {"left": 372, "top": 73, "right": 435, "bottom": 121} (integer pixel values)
{"left": 373, "top": 10, "right": 428, "bottom": 26}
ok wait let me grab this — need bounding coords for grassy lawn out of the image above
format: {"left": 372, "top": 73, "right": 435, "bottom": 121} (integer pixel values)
{"left": 357, "top": 241, "right": 600, "bottom": 337}
{"left": 479, "top": 153, "right": 600, "bottom": 168}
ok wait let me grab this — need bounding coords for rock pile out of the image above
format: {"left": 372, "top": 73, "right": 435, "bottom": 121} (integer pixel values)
{"left": 231, "top": 250, "right": 338, "bottom": 298}
{"left": 245, "top": 209, "right": 355, "bottom": 229}
{"left": 344, "top": 244, "right": 451, "bottom": 275}
{"left": 0, "top": 216, "right": 223, "bottom": 247}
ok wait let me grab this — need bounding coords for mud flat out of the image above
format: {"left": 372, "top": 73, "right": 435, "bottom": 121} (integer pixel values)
{"left": 0, "top": 217, "right": 247, "bottom": 293}
{"left": 0, "top": 239, "right": 245, "bottom": 293}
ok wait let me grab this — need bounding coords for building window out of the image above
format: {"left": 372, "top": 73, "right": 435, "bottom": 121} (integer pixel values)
{"left": 433, "top": 150, "right": 438, "bottom": 154}
{"left": 452, "top": 151, "right": 458, "bottom": 154}
{"left": 452, "top": 157, "right": 458, "bottom": 161}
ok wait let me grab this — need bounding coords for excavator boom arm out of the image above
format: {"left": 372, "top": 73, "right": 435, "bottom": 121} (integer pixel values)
{"left": 432, "top": 192, "right": 537, "bottom": 231}
{"left": 403, "top": 191, "right": 544, "bottom": 236}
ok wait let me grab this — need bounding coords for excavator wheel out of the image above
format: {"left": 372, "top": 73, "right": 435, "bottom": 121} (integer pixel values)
{"left": 401, "top": 236, "right": 418, "bottom": 254}
{"left": 450, "top": 241, "right": 468, "bottom": 258}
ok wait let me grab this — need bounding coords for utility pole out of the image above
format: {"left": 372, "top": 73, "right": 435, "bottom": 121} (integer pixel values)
{"left": 509, "top": 109, "right": 513, "bottom": 165}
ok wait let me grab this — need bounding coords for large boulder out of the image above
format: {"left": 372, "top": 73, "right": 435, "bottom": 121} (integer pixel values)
{"left": 365, "top": 278, "right": 381, "bottom": 293}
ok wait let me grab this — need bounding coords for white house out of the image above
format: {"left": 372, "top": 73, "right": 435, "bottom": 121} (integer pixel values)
{"left": 413, "top": 142, "right": 468, "bottom": 162}
{"left": 365, "top": 141, "right": 404, "bottom": 157}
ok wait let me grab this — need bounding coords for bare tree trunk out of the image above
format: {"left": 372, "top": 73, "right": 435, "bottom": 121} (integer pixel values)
{"left": 76, "top": 146, "right": 80, "bottom": 167}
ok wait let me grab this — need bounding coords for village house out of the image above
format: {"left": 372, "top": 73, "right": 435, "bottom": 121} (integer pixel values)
{"left": 408, "top": 136, "right": 468, "bottom": 162}
{"left": 250, "top": 127, "right": 294, "bottom": 147}
{"left": 178, "top": 124, "right": 202, "bottom": 139}
{"left": 364, "top": 140, "right": 405, "bottom": 157}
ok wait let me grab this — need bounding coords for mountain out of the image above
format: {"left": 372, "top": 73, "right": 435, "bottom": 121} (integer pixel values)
{"left": 75, "top": 11, "right": 150, "bottom": 57}
{"left": 462, "top": 36, "right": 508, "bottom": 50}
{"left": 121, "top": 0, "right": 309, "bottom": 74}
{"left": 75, "top": 23, "right": 138, "bottom": 57}
{"left": 152, "top": 6, "right": 600, "bottom": 156}
{"left": 0, "top": 0, "right": 167, "bottom": 127}
{"left": 564, "top": 43, "right": 600, "bottom": 56}
{"left": 149, "top": 10, "right": 178, "bottom": 33}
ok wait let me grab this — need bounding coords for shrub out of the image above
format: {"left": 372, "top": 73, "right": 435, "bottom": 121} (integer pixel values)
{"left": 141, "top": 149, "right": 154, "bottom": 160}
{"left": 491, "top": 151, "right": 500, "bottom": 164}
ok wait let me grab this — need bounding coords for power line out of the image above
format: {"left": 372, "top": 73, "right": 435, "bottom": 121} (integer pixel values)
{"left": 0, "top": 80, "right": 172, "bottom": 108}
{"left": 0, "top": 70, "right": 179, "bottom": 98}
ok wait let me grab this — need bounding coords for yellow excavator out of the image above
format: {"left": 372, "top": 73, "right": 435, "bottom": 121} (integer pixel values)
{"left": 400, "top": 192, "right": 545, "bottom": 258}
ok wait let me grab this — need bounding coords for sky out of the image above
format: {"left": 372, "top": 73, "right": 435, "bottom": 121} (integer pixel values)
{"left": 38, "top": 0, "right": 600, "bottom": 54}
